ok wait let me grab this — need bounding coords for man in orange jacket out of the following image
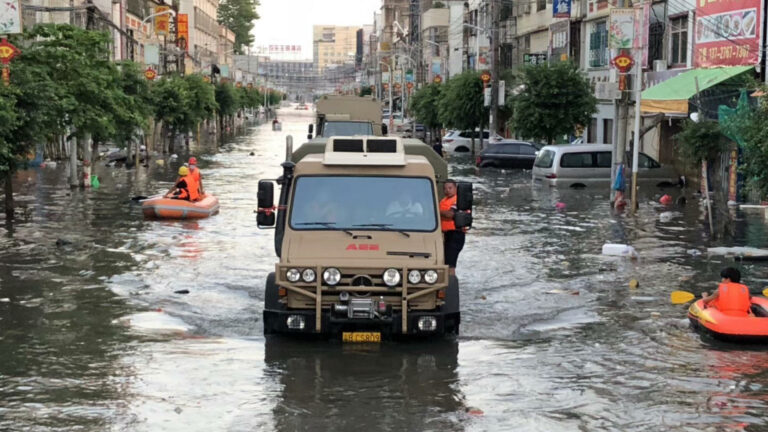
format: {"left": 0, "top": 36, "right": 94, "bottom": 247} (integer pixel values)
{"left": 165, "top": 166, "right": 200, "bottom": 201}
{"left": 188, "top": 157, "right": 204, "bottom": 196}
{"left": 440, "top": 179, "right": 466, "bottom": 276}
{"left": 702, "top": 267, "right": 752, "bottom": 317}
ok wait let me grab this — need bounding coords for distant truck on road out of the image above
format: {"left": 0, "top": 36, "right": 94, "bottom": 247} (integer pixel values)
{"left": 308, "top": 95, "right": 387, "bottom": 139}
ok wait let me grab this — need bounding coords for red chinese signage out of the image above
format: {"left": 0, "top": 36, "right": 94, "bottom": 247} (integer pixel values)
{"left": 0, "top": 38, "right": 21, "bottom": 65}
{"left": 694, "top": 0, "right": 762, "bottom": 67}
{"left": 612, "top": 53, "right": 634, "bottom": 73}
{"left": 144, "top": 67, "right": 157, "bottom": 81}
{"left": 177, "top": 14, "right": 189, "bottom": 52}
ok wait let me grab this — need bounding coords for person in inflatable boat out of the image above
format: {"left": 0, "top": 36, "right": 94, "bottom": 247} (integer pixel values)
{"left": 701, "top": 267, "right": 753, "bottom": 317}
{"left": 165, "top": 166, "right": 200, "bottom": 201}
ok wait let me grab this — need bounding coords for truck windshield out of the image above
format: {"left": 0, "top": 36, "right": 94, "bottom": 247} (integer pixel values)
{"left": 322, "top": 122, "right": 374, "bottom": 137}
{"left": 290, "top": 176, "right": 437, "bottom": 232}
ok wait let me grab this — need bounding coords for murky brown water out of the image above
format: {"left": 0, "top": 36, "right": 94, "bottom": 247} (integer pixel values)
{"left": 2, "top": 109, "right": 768, "bottom": 431}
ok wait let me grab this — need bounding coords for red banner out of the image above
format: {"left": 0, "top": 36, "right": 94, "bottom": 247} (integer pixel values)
{"left": 694, "top": 0, "right": 762, "bottom": 67}
{"left": 177, "top": 14, "right": 189, "bottom": 52}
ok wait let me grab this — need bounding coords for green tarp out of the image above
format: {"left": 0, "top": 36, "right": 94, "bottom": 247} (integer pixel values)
{"left": 640, "top": 66, "right": 753, "bottom": 114}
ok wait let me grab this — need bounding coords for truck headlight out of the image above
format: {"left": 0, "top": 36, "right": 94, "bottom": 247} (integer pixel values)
{"left": 382, "top": 268, "right": 401, "bottom": 287}
{"left": 408, "top": 270, "right": 422, "bottom": 284}
{"left": 286, "top": 268, "right": 301, "bottom": 283}
{"left": 417, "top": 316, "right": 437, "bottom": 332}
{"left": 424, "top": 270, "right": 438, "bottom": 284}
{"left": 323, "top": 267, "right": 341, "bottom": 285}
{"left": 301, "top": 268, "right": 316, "bottom": 283}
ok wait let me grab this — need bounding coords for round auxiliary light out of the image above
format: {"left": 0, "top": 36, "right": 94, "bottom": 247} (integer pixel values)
{"left": 382, "top": 268, "right": 401, "bottom": 287}
{"left": 408, "top": 270, "right": 422, "bottom": 284}
{"left": 424, "top": 270, "right": 439, "bottom": 285}
{"left": 323, "top": 267, "right": 341, "bottom": 286}
{"left": 286, "top": 268, "right": 301, "bottom": 283}
{"left": 301, "top": 268, "right": 316, "bottom": 283}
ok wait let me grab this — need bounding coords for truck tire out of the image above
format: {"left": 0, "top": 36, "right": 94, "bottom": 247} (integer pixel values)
{"left": 443, "top": 276, "right": 460, "bottom": 335}
{"left": 263, "top": 272, "right": 281, "bottom": 335}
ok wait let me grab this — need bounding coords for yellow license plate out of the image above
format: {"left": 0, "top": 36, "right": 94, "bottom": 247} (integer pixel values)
{"left": 342, "top": 332, "right": 381, "bottom": 343}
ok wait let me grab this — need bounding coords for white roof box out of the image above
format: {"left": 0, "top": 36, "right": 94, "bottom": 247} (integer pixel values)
{"left": 323, "top": 136, "right": 406, "bottom": 166}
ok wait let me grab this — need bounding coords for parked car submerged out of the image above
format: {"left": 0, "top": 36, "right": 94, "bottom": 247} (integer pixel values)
{"left": 531, "top": 144, "right": 680, "bottom": 188}
{"left": 442, "top": 130, "right": 504, "bottom": 153}
{"left": 476, "top": 141, "right": 541, "bottom": 169}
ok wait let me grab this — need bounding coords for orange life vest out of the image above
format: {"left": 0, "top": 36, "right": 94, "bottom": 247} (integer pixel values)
{"left": 190, "top": 166, "right": 202, "bottom": 195}
{"left": 174, "top": 175, "right": 200, "bottom": 201}
{"left": 440, "top": 195, "right": 457, "bottom": 232}
{"left": 715, "top": 282, "right": 751, "bottom": 317}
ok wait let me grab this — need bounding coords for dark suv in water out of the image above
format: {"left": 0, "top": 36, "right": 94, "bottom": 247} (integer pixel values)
{"left": 476, "top": 141, "right": 541, "bottom": 169}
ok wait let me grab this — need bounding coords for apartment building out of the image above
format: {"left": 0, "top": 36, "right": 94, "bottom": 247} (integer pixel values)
{"left": 313, "top": 25, "right": 360, "bottom": 72}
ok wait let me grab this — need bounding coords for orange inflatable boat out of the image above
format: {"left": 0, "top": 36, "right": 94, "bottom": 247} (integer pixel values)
{"left": 688, "top": 297, "right": 768, "bottom": 343}
{"left": 142, "top": 194, "right": 220, "bottom": 219}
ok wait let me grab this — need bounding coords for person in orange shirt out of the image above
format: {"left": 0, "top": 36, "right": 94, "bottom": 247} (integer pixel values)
{"left": 188, "top": 157, "right": 204, "bottom": 196}
{"left": 440, "top": 179, "right": 465, "bottom": 276}
{"left": 165, "top": 166, "right": 200, "bottom": 201}
{"left": 702, "top": 267, "right": 753, "bottom": 317}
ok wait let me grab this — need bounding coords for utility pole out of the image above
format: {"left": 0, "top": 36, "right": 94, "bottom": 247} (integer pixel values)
{"left": 489, "top": 0, "right": 500, "bottom": 137}
{"left": 611, "top": 0, "right": 628, "bottom": 202}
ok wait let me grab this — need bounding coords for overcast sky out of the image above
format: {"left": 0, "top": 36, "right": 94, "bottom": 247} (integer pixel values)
{"left": 250, "top": 0, "right": 380, "bottom": 59}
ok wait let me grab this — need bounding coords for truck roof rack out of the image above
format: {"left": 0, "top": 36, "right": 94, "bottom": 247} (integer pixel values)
{"left": 323, "top": 136, "right": 405, "bottom": 166}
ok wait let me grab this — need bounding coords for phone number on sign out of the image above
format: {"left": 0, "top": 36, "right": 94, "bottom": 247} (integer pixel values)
{"left": 697, "top": 44, "right": 751, "bottom": 62}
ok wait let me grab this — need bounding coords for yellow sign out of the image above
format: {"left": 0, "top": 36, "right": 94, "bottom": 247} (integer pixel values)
{"left": 154, "top": 6, "right": 171, "bottom": 36}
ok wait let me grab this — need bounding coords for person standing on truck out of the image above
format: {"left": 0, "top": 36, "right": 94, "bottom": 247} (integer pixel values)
{"left": 440, "top": 180, "right": 465, "bottom": 276}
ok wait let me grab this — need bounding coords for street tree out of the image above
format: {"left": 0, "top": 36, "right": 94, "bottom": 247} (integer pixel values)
{"left": 438, "top": 71, "right": 486, "bottom": 152}
{"left": 410, "top": 83, "right": 443, "bottom": 143}
{"left": 215, "top": 81, "right": 240, "bottom": 136}
{"left": 217, "top": 0, "right": 260, "bottom": 54}
{"left": 109, "top": 61, "right": 153, "bottom": 151}
{"left": 508, "top": 61, "right": 597, "bottom": 144}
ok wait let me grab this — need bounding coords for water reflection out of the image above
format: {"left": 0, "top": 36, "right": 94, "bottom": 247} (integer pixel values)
{"left": 265, "top": 338, "right": 467, "bottom": 431}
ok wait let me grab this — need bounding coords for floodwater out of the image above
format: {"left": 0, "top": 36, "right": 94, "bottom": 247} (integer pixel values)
{"left": 2, "top": 109, "right": 768, "bottom": 431}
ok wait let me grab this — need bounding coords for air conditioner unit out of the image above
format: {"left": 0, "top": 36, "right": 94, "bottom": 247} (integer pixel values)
{"left": 653, "top": 60, "right": 667, "bottom": 72}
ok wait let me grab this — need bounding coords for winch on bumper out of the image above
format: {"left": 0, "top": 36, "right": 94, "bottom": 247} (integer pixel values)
{"left": 262, "top": 268, "right": 460, "bottom": 337}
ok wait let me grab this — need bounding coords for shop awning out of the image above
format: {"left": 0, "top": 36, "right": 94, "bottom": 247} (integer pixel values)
{"left": 640, "top": 66, "right": 753, "bottom": 114}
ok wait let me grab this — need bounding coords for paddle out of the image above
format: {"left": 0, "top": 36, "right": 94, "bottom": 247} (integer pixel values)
{"left": 671, "top": 288, "right": 768, "bottom": 304}
{"left": 131, "top": 193, "right": 163, "bottom": 202}
{"left": 670, "top": 290, "right": 696, "bottom": 304}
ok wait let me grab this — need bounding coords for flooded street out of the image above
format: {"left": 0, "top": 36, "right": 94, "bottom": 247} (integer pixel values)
{"left": 2, "top": 109, "right": 768, "bottom": 431}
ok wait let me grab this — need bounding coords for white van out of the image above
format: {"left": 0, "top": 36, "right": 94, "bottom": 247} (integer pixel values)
{"left": 532, "top": 144, "right": 679, "bottom": 188}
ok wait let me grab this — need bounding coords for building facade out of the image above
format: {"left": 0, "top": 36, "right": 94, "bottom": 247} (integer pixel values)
{"left": 313, "top": 25, "right": 360, "bottom": 72}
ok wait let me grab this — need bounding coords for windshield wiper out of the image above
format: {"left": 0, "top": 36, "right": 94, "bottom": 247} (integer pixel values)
{"left": 295, "top": 222, "right": 354, "bottom": 237}
{"left": 352, "top": 224, "right": 410, "bottom": 238}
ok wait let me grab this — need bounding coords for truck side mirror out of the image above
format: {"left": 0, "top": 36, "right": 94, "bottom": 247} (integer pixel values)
{"left": 382, "top": 124, "right": 388, "bottom": 136}
{"left": 257, "top": 180, "right": 276, "bottom": 227}
{"left": 456, "top": 182, "right": 473, "bottom": 211}
{"left": 454, "top": 211, "right": 472, "bottom": 229}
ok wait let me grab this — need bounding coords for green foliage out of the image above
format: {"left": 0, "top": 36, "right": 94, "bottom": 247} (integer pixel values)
{"left": 438, "top": 71, "right": 486, "bottom": 131}
{"left": 0, "top": 85, "right": 21, "bottom": 175}
{"left": 267, "top": 90, "right": 282, "bottom": 106}
{"left": 23, "top": 24, "right": 120, "bottom": 140}
{"left": 674, "top": 119, "right": 725, "bottom": 163}
{"left": 109, "top": 61, "right": 153, "bottom": 147}
{"left": 217, "top": 0, "right": 260, "bottom": 54}
{"left": 151, "top": 74, "right": 216, "bottom": 134}
{"left": 432, "top": 1, "right": 446, "bottom": 7}
{"left": 508, "top": 62, "right": 597, "bottom": 144}
{"left": 183, "top": 74, "right": 217, "bottom": 123}
{"left": 741, "top": 96, "right": 768, "bottom": 197}
{"left": 410, "top": 83, "right": 443, "bottom": 129}
{"left": 215, "top": 82, "right": 240, "bottom": 117}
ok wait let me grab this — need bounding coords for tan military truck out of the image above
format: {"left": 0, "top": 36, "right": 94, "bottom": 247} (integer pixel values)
{"left": 257, "top": 135, "right": 472, "bottom": 339}
{"left": 308, "top": 95, "right": 387, "bottom": 139}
